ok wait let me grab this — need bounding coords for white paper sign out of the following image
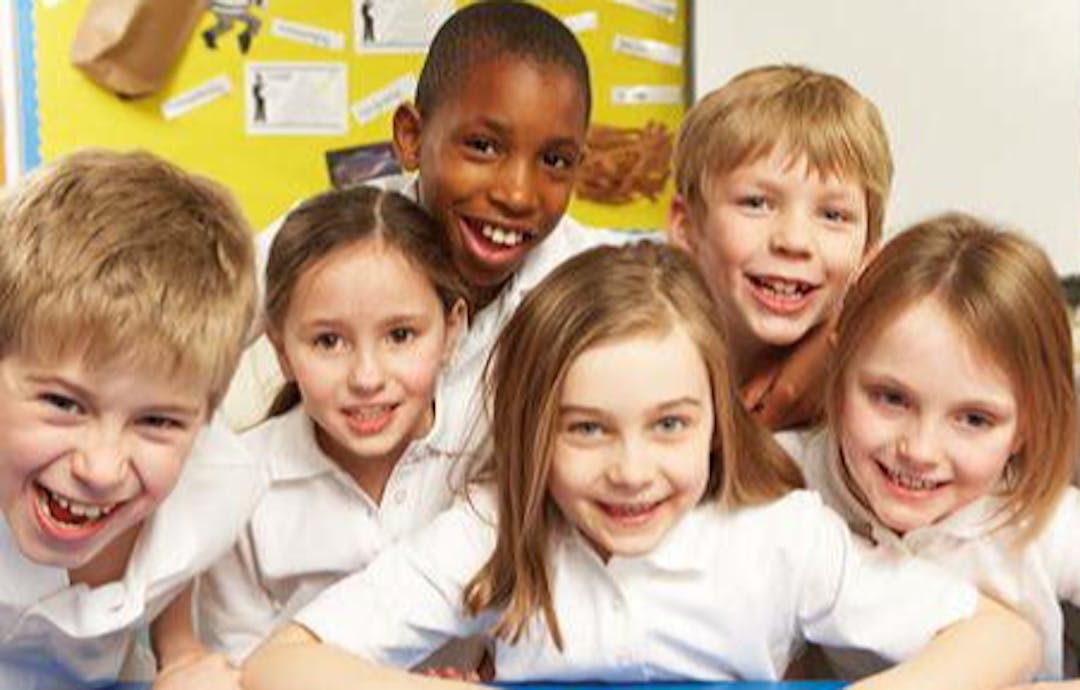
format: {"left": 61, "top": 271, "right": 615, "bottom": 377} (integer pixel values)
{"left": 161, "top": 75, "right": 232, "bottom": 121}
{"left": 245, "top": 62, "right": 348, "bottom": 136}
{"left": 353, "top": 0, "right": 454, "bottom": 53}
{"left": 270, "top": 18, "right": 345, "bottom": 51}
{"left": 613, "top": 0, "right": 677, "bottom": 22}
{"left": 562, "top": 11, "right": 598, "bottom": 34}
{"left": 613, "top": 34, "right": 683, "bottom": 66}
{"left": 351, "top": 73, "right": 418, "bottom": 126}
{"left": 612, "top": 85, "right": 683, "bottom": 105}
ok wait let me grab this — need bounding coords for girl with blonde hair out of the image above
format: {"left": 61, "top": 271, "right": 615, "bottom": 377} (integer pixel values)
{"left": 783, "top": 212, "right": 1078, "bottom": 683}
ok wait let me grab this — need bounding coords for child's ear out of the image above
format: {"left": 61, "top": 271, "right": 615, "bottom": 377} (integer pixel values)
{"left": 392, "top": 102, "right": 423, "bottom": 172}
{"left": 441, "top": 298, "right": 468, "bottom": 367}
{"left": 667, "top": 194, "right": 697, "bottom": 252}
{"left": 266, "top": 330, "right": 295, "bottom": 382}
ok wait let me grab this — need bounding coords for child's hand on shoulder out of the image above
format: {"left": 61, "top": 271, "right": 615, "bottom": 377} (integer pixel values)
{"left": 152, "top": 649, "right": 240, "bottom": 690}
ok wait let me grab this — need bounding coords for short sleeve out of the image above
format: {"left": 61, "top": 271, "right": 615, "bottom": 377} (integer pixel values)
{"left": 294, "top": 494, "right": 497, "bottom": 669}
{"left": 798, "top": 498, "right": 978, "bottom": 661}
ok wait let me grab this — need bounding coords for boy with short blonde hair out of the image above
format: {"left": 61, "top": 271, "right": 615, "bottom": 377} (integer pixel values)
{"left": 669, "top": 64, "right": 893, "bottom": 430}
{"left": 0, "top": 149, "right": 260, "bottom": 688}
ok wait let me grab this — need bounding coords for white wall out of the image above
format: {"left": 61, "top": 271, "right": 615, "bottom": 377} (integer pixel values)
{"left": 693, "top": 0, "right": 1080, "bottom": 275}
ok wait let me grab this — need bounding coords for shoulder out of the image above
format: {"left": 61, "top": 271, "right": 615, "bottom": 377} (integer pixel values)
{"left": 697, "top": 490, "right": 843, "bottom": 553}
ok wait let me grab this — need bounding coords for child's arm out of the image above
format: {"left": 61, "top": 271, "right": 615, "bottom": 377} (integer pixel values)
{"left": 243, "top": 624, "right": 484, "bottom": 690}
{"left": 150, "top": 582, "right": 240, "bottom": 690}
{"left": 742, "top": 314, "right": 834, "bottom": 430}
{"left": 850, "top": 593, "right": 1040, "bottom": 690}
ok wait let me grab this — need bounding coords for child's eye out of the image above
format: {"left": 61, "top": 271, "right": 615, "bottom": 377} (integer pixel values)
{"left": 737, "top": 195, "right": 770, "bottom": 211}
{"left": 40, "top": 393, "right": 83, "bottom": 415}
{"left": 654, "top": 415, "right": 688, "bottom": 433}
{"left": 567, "top": 420, "right": 604, "bottom": 437}
{"left": 139, "top": 415, "right": 185, "bottom": 431}
{"left": 958, "top": 411, "right": 994, "bottom": 430}
{"left": 869, "top": 386, "right": 907, "bottom": 409}
{"left": 465, "top": 136, "right": 498, "bottom": 157}
{"left": 387, "top": 327, "right": 416, "bottom": 345}
{"left": 312, "top": 332, "right": 344, "bottom": 350}
{"left": 541, "top": 149, "right": 578, "bottom": 171}
{"left": 822, "top": 206, "right": 853, "bottom": 223}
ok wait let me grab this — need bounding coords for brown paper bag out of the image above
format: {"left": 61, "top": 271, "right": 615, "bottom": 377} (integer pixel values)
{"left": 70, "top": 0, "right": 205, "bottom": 98}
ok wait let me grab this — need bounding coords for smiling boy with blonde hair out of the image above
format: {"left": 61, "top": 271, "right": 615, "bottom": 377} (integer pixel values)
{"left": 0, "top": 149, "right": 260, "bottom": 688}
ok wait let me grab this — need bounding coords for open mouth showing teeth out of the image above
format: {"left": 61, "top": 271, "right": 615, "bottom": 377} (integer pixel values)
{"left": 878, "top": 462, "right": 948, "bottom": 492}
{"left": 347, "top": 404, "right": 396, "bottom": 421}
{"left": 748, "top": 275, "right": 815, "bottom": 298}
{"left": 36, "top": 484, "right": 120, "bottom": 526}
{"left": 466, "top": 218, "right": 532, "bottom": 248}
{"left": 601, "top": 500, "right": 662, "bottom": 518}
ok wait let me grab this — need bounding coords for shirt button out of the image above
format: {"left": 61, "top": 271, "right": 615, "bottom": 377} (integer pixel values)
{"left": 394, "top": 490, "right": 407, "bottom": 505}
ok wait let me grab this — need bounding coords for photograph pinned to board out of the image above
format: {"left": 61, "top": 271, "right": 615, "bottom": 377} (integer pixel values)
{"left": 353, "top": 0, "right": 454, "bottom": 53}
{"left": 325, "top": 141, "right": 401, "bottom": 188}
{"left": 245, "top": 62, "right": 348, "bottom": 136}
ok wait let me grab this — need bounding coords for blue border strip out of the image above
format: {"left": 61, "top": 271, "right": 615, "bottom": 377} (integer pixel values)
{"left": 14, "top": 0, "right": 40, "bottom": 171}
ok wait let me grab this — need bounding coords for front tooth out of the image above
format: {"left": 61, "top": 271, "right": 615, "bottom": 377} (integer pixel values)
{"left": 84, "top": 506, "right": 103, "bottom": 520}
{"left": 69, "top": 502, "right": 87, "bottom": 516}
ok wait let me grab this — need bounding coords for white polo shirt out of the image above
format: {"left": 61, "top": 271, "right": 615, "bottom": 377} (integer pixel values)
{"left": 0, "top": 419, "right": 260, "bottom": 689}
{"left": 781, "top": 429, "right": 1080, "bottom": 680}
{"left": 295, "top": 486, "right": 976, "bottom": 682}
{"left": 198, "top": 404, "right": 464, "bottom": 663}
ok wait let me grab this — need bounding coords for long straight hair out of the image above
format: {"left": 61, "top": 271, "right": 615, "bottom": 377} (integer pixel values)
{"left": 463, "top": 241, "right": 803, "bottom": 648}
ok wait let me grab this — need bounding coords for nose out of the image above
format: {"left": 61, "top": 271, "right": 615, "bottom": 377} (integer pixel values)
{"left": 605, "top": 437, "right": 655, "bottom": 491}
{"left": 348, "top": 344, "right": 386, "bottom": 394}
{"left": 895, "top": 418, "right": 941, "bottom": 469}
{"left": 490, "top": 157, "right": 538, "bottom": 216}
{"left": 70, "top": 430, "right": 130, "bottom": 496}
{"left": 767, "top": 208, "right": 813, "bottom": 257}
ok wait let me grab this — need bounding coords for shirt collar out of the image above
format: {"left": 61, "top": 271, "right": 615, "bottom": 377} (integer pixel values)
{"left": 265, "top": 401, "right": 454, "bottom": 483}
{"left": 807, "top": 431, "right": 1012, "bottom": 549}
{"left": 565, "top": 504, "right": 710, "bottom": 575}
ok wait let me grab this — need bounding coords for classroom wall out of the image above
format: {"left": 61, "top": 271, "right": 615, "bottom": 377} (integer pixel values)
{"left": 693, "top": 0, "right": 1080, "bottom": 275}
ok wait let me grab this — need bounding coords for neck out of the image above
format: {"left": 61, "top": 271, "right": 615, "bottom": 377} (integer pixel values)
{"left": 314, "top": 405, "right": 434, "bottom": 505}
{"left": 68, "top": 522, "right": 141, "bottom": 588}
{"left": 471, "top": 281, "right": 507, "bottom": 315}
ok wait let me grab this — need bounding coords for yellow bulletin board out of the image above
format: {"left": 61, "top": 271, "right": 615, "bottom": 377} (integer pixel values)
{"left": 13, "top": 0, "right": 685, "bottom": 231}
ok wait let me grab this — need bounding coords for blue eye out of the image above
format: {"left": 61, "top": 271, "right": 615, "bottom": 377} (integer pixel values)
{"left": 655, "top": 415, "right": 688, "bottom": 433}
{"left": 568, "top": 420, "right": 604, "bottom": 437}
{"left": 822, "top": 207, "right": 851, "bottom": 223}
